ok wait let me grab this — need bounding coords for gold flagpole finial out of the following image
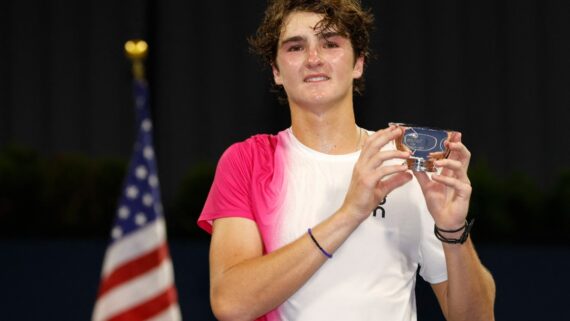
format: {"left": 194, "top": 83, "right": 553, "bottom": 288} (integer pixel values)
{"left": 124, "top": 39, "right": 148, "bottom": 80}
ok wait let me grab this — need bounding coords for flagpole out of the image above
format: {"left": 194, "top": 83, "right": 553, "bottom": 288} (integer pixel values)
{"left": 124, "top": 39, "right": 148, "bottom": 80}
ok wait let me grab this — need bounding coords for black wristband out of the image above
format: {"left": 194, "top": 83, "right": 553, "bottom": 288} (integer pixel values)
{"left": 434, "top": 219, "right": 474, "bottom": 244}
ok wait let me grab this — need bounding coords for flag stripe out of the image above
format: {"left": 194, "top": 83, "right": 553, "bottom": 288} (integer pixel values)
{"left": 107, "top": 287, "right": 178, "bottom": 321}
{"left": 102, "top": 218, "right": 166, "bottom": 277}
{"left": 93, "top": 259, "right": 174, "bottom": 321}
{"left": 98, "top": 242, "right": 169, "bottom": 298}
{"left": 146, "top": 304, "right": 182, "bottom": 321}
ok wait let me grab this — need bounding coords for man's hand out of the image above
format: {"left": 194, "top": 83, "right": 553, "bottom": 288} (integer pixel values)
{"left": 413, "top": 132, "right": 472, "bottom": 230}
{"left": 341, "top": 125, "right": 413, "bottom": 223}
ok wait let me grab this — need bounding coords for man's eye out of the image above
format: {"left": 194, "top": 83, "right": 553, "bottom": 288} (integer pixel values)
{"left": 324, "top": 42, "right": 339, "bottom": 48}
{"left": 287, "top": 45, "right": 303, "bottom": 52}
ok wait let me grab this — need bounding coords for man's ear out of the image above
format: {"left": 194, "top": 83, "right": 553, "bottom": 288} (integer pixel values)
{"left": 353, "top": 55, "right": 364, "bottom": 79}
{"left": 272, "top": 63, "right": 283, "bottom": 85}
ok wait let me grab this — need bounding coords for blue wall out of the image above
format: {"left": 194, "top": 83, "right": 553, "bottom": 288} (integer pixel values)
{"left": 1, "top": 241, "right": 568, "bottom": 320}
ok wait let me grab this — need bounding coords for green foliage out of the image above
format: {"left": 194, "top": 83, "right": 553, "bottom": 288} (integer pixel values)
{"left": 168, "top": 162, "right": 216, "bottom": 240}
{"left": 469, "top": 161, "right": 570, "bottom": 244}
{"left": 0, "top": 145, "right": 45, "bottom": 235}
{"left": 0, "top": 144, "right": 126, "bottom": 238}
{"left": 468, "top": 161, "right": 512, "bottom": 242}
{"left": 545, "top": 169, "right": 570, "bottom": 243}
{"left": 1, "top": 143, "right": 568, "bottom": 244}
{"left": 41, "top": 153, "right": 126, "bottom": 237}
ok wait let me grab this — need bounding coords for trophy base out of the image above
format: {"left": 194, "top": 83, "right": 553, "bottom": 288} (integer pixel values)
{"left": 406, "top": 158, "right": 437, "bottom": 172}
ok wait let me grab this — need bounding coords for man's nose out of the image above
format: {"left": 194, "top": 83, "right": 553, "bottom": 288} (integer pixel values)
{"left": 306, "top": 46, "right": 323, "bottom": 67}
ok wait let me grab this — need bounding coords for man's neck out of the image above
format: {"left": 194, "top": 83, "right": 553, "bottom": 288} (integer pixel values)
{"left": 289, "top": 100, "right": 362, "bottom": 155}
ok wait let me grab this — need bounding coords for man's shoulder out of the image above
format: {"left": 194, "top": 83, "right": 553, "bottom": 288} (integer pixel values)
{"left": 225, "top": 132, "right": 283, "bottom": 157}
{"left": 219, "top": 131, "right": 287, "bottom": 167}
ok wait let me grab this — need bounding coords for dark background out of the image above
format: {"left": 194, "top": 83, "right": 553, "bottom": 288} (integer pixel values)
{"left": 1, "top": 0, "right": 570, "bottom": 320}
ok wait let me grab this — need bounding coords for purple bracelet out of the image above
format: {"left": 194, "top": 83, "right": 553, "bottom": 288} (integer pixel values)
{"left": 307, "top": 228, "right": 333, "bottom": 259}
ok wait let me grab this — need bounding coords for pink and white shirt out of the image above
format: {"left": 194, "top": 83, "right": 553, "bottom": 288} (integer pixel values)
{"left": 198, "top": 129, "right": 447, "bottom": 321}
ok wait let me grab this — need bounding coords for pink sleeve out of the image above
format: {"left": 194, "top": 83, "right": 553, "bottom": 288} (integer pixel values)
{"left": 197, "top": 142, "right": 254, "bottom": 233}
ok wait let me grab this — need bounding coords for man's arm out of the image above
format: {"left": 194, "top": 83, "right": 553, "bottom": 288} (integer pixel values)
{"left": 209, "top": 212, "right": 358, "bottom": 321}
{"left": 414, "top": 132, "right": 496, "bottom": 320}
{"left": 431, "top": 237, "right": 496, "bottom": 321}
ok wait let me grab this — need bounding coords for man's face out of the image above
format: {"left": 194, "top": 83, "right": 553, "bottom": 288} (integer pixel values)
{"left": 272, "top": 11, "right": 364, "bottom": 108}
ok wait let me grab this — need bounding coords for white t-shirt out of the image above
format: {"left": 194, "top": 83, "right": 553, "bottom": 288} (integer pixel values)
{"left": 199, "top": 129, "right": 447, "bottom": 321}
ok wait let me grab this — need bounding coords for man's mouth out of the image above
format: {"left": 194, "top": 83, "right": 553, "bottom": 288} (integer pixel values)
{"left": 304, "top": 75, "right": 330, "bottom": 82}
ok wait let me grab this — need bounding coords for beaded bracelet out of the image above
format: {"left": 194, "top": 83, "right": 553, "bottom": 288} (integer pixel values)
{"left": 307, "top": 228, "right": 333, "bottom": 259}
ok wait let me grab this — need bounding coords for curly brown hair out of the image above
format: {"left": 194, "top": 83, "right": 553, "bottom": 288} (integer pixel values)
{"left": 248, "top": 0, "right": 375, "bottom": 100}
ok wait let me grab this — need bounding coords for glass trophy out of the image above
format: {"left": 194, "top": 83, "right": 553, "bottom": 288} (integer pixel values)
{"left": 389, "top": 123, "right": 453, "bottom": 172}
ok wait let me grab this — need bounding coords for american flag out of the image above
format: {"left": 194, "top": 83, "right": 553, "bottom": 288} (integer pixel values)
{"left": 92, "top": 79, "right": 182, "bottom": 321}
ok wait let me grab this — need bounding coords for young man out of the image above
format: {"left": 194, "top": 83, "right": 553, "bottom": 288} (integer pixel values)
{"left": 198, "top": 1, "right": 496, "bottom": 320}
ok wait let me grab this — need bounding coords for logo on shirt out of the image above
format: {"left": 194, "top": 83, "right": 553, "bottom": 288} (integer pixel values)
{"left": 372, "top": 196, "right": 387, "bottom": 218}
